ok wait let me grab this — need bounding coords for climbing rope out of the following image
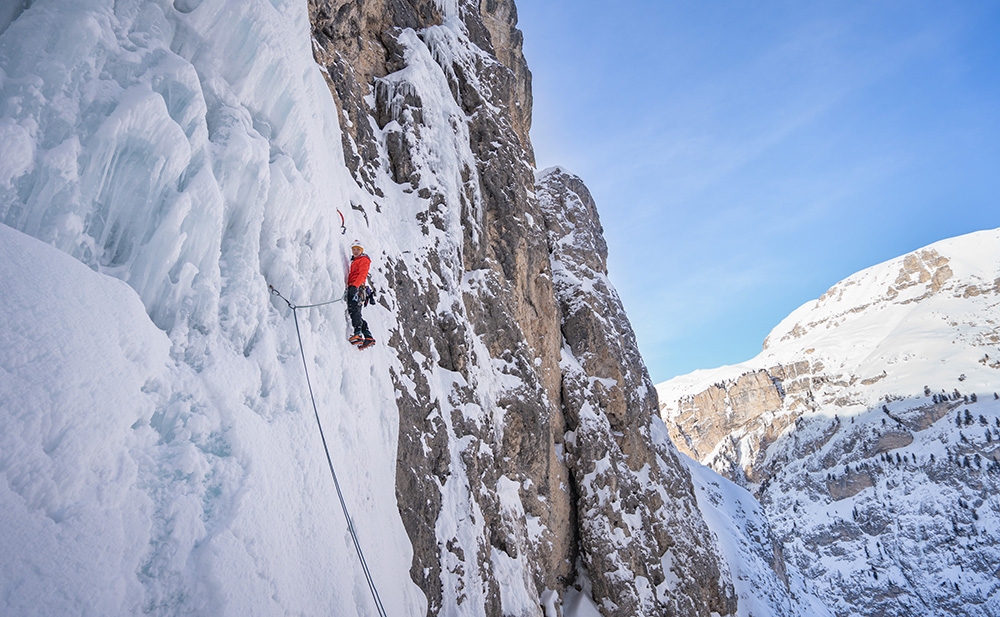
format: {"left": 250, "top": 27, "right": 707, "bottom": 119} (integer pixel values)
{"left": 269, "top": 284, "right": 388, "bottom": 617}
{"left": 270, "top": 285, "right": 346, "bottom": 309}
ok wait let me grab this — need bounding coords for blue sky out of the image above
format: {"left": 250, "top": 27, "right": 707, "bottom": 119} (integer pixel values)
{"left": 516, "top": 1, "right": 1000, "bottom": 383}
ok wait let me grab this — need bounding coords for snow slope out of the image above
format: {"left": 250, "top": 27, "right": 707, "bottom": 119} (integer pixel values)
{"left": 0, "top": 221, "right": 422, "bottom": 615}
{"left": 683, "top": 454, "right": 832, "bottom": 617}
{"left": 0, "top": 1, "right": 424, "bottom": 614}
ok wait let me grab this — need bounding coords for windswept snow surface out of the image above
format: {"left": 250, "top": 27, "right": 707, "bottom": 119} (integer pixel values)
{"left": 0, "top": 190, "right": 421, "bottom": 615}
{"left": 0, "top": 0, "right": 426, "bottom": 614}
{"left": 0, "top": 221, "right": 344, "bottom": 615}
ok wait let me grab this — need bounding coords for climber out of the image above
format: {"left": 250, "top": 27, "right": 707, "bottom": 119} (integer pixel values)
{"left": 347, "top": 239, "right": 375, "bottom": 350}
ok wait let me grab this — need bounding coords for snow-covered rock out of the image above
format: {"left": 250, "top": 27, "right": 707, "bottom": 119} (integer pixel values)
{"left": 659, "top": 229, "right": 1000, "bottom": 616}
{"left": 538, "top": 167, "right": 735, "bottom": 616}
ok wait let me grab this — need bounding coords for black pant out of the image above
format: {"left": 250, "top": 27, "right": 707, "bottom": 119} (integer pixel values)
{"left": 347, "top": 286, "right": 371, "bottom": 338}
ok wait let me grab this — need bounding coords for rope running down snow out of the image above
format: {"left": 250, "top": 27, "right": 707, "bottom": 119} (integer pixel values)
{"left": 268, "top": 284, "right": 389, "bottom": 617}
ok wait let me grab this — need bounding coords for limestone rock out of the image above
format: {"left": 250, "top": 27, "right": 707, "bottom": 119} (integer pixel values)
{"left": 538, "top": 167, "right": 736, "bottom": 617}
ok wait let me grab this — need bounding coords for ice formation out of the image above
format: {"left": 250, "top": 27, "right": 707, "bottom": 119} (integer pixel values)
{"left": 1, "top": 0, "right": 424, "bottom": 614}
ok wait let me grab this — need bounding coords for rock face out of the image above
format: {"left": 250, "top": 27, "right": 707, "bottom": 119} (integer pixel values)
{"left": 308, "top": 2, "right": 735, "bottom": 614}
{"left": 658, "top": 229, "right": 1000, "bottom": 617}
{"left": 0, "top": 1, "right": 736, "bottom": 615}
{"left": 537, "top": 168, "right": 735, "bottom": 617}
{"left": 666, "top": 364, "right": 814, "bottom": 484}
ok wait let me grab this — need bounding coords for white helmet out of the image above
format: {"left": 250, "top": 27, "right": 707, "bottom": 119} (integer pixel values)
{"left": 351, "top": 239, "right": 364, "bottom": 251}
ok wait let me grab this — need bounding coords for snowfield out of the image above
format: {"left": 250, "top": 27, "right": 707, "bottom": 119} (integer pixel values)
{"left": 0, "top": 178, "right": 423, "bottom": 616}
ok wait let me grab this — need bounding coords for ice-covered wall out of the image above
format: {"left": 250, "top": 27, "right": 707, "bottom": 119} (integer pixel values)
{"left": 0, "top": 0, "right": 358, "bottom": 340}
{"left": 1, "top": 1, "right": 425, "bottom": 615}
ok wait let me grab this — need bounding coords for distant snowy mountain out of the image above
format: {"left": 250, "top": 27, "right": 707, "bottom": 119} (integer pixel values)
{"left": 658, "top": 228, "right": 1000, "bottom": 616}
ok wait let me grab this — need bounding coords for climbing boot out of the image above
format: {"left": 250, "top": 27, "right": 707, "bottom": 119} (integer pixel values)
{"left": 358, "top": 337, "right": 376, "bottom": 350}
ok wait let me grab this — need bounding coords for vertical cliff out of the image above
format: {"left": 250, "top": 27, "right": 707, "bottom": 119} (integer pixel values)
{"left": 537, "top": 168, "right": 735, "bottom": 616}
{"left": 309, "top": 1, "right": 735, "bottom": 615}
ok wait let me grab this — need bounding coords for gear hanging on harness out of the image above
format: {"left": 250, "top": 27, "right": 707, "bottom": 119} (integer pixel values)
{"left": 356, "top": 284, "right": 377, "bottom": 307}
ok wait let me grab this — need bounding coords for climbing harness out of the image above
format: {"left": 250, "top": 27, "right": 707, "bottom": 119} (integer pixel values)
{"left": 268, "top": 284, "right": 388, "bottom": 617}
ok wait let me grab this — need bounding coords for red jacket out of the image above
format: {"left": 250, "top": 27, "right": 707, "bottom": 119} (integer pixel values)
{"left": 348, "top": 253, "right": 370, "bottom": 288}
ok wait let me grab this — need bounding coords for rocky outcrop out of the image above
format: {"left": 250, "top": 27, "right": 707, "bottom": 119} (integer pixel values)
{"left": 307, "top": 2, "right": 734, "bottom": 615}
{"left": 538, "top": 167, "right": 735, "bottom": 617}
{"left": 475, "top": 0, "right": 532, "bottom": 161}
{"left": 663, "top": 361, "right": 816, "bottom": 484}
{"left": 765, "top": 248, "right": 958, "bottom": 350}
